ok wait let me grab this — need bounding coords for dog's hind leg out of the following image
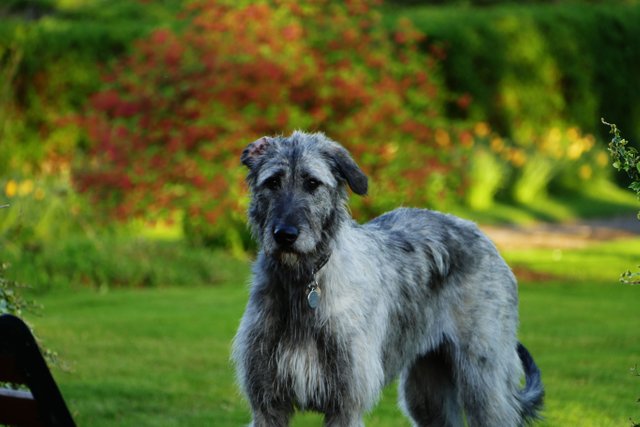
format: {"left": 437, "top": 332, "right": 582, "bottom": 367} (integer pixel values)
{"left": 398, "top": 344, "right": 464, "bottom": 427}
{"left": 455, "top": 346, "right": 523, "bottom": 427}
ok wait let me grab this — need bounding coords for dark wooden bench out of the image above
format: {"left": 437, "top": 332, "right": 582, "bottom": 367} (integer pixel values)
{"left": 0, "top": 314, "right": 75, "bottom": 426}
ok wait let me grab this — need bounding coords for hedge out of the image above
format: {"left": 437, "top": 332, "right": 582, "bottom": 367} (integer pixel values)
{"left": 0, "top": 0, "right": 183, "bottom": 171}
{"left": 72, "top": 0, "right": 478, "bottom": 250}
{"left": 388, "top": 3, "right": 640, "bottom": 144}
{"left": 1, "top": 1, "right": 634, "bottom": 254}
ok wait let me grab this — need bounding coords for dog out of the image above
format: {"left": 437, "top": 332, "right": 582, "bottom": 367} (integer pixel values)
{"left": 232, "top": 131, "right": 543, "bottom": 427}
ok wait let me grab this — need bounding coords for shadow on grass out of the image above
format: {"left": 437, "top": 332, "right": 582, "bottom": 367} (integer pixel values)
{"left": 457, "top": 182, "right": 638, "bottom": 226}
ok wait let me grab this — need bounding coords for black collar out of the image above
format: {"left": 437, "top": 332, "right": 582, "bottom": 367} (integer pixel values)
{"left": 313, "top": 252, "right": 331, "bottom": 276}
{"left": 306, "top": 252, "right": 330, "bottom": 310}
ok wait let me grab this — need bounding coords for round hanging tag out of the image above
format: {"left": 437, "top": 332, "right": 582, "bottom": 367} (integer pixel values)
{"left": 307, "top": 288, "right": 320, "bottom": 309}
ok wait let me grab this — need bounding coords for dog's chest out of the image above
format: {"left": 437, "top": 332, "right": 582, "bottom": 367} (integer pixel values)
{"left": 274, "top": 326, "right": 348, "bottom": 410}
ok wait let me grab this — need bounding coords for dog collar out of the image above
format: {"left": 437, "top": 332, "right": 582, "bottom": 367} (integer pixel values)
{"left": 306, "top": 253, "right": 330, "bottom": 309}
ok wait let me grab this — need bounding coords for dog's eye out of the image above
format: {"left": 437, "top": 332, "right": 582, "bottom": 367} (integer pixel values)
{"left": 264, "top": 175, "right": 281, "bottom": 191}
{"left": 304, "top": 178, "right": 321, "bottom": 192}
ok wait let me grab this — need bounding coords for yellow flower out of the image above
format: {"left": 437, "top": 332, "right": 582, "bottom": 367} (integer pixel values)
{"left": 579, "top": 165, "right": 593, "bottom": 180}
{"left": 4, "top": 180, "right": 17, "bottom": 198}
{"left": 382, "top": 143, "right": 398, "bottom": 161}
{"left": 474, "top": 122, "right": 490, "bottom": 138}
{"left": 490, "top": 137, "right": 504, "bottom": 153}
{"left": 510, "top": 149, "right": 527, "bottom": 167}
{"left": 541, "top": 127, "right": 563, "bottom": 158}
{"left": 18, "top": 180, "right": 34, "bottom": 196}
{"left": 435, "top": 129, "right": 450, "bottom": 147}
{"left": 566, "top": 127, "right": 580, "bottom": 142}
{"left": 547, "top": 127, "right": 562, "bottom": 145}
{"left": 596, "top": 151, "right": 609, "bottom": 167}
{"left": 567, "top": 142, "right": 583, "bottom": 160}
{"left": 583, "top": 134, "right": 595, "bottom": 150}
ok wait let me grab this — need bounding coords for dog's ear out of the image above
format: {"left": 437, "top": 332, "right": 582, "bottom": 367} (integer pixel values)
{"left": 327, "top": 145, "right": 368, "bottom": 196}
{"left": 241, "top": 136, "right": 273, "bottom": 169}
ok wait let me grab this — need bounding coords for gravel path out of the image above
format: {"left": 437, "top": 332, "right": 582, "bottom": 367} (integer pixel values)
{"left": 481, "top": 214, "right": 640, "bottom": 250}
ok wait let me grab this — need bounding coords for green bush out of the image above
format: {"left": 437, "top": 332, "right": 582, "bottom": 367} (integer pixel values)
{"left": 73, "top": 0, "right": 472, "bottom": 249}
{"left": 604, "top": 119, "right": 640, "bottom": 199}
{"left": 0, "top": 233, "right": 242, "bottom": 291}
{"left": 385, "top": 3, "right": 639, "bottom": 209}
{"left": 603, "top": 119, "right": 640, "bottom": 285}
{"left": 2, "top": 0, "right": 638, "bottom": 261}
{"left": 465, "top": 148, "right": 508, "bottom": 210}
{"left": 390, "top": 3, "right": 640, "bottom": 143}
{"left": 387, "top": 0, "right": 638, "bottom": 5}
{"left": 0, "top": 0, "right": 183, "bottom": 173}
{"left": 461, "top": 122, "right": 605, "bottom": 209}
{"left": 0, "top": 262, "right": 32, "bottom": 316}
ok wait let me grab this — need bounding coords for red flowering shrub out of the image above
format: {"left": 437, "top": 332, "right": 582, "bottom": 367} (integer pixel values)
{"left": 74, "top": 0, "right": 471, "bottom": 247}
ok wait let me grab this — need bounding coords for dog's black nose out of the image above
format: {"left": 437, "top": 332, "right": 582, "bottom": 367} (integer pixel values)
{"left": 273, "top": 224, "right": 299, "bottom": 246}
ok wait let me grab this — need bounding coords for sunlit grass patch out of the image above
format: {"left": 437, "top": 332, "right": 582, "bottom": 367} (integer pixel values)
{"left": 23, "top": 235, "right": 640, "bottom": 426}
{"left": 505, "top": 238, "right": 640, "bottom": 283}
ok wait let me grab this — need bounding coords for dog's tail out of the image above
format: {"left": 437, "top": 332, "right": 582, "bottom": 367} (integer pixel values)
{"left": 517, "top": 342, "right": 544, "bottom": 424}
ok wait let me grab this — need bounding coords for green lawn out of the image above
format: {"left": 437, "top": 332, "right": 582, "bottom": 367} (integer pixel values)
{"left": 24, "top": 239, "right": 640, "bottom": 426}
{"left": 505, "top": 238, "right": 640, "bottom": 283}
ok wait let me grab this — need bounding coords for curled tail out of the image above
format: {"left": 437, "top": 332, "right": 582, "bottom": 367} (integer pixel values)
{"left": 517, "top": 342, "right": 544, "bottom": 424}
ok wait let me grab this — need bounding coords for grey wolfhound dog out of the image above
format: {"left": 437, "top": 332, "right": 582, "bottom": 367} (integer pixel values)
{"left": 232, "top": 131, "right": 544, "bottom": 427}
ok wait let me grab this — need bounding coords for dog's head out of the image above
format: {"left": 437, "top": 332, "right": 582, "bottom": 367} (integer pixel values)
{"left": 241, "top": 131, "right": 367, "bottom": 264}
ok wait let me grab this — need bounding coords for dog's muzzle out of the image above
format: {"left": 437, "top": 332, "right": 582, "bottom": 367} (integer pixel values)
{"left": 273, "top": 223, "right": 299, "bottom": 248}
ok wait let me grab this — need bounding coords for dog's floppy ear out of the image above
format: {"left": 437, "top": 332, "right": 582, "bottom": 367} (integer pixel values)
{"left": 328, "top": 145, "right": 368, "bottom": 196}
{"left": 241, "top": 136, "right": 273, "bottom": 169}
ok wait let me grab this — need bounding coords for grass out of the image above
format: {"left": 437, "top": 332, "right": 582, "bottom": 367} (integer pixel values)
{"left": 28, "top": 285, "right": 250, "bottom": 426}
{"left": 505, "top": 238, "right": 640, "bottom": 283}
{"left": 519, "top": 282, "right": 640, "bottom": 426}
{"left": 20, "top": 236, "right": 640, "bottom": 427}
{"left": 1, "top": 234, "right": 250, "bottom": 291}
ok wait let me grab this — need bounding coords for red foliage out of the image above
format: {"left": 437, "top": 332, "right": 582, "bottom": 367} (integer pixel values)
{"left": 74, "top": 0, "right": 471, "bottom": 239}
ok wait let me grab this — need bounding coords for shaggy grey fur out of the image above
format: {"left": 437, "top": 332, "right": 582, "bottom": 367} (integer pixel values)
{"left": 232, "top": 131, "right": 543, "bottom": 427}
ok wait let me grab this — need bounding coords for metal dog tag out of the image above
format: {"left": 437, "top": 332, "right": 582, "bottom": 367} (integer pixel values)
{"left": 307, "top": 286, "right": 321, "bottom": 309}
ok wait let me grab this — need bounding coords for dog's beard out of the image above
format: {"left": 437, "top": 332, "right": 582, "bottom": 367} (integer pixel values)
{"left": 260, "top": 247, "right": 316, "bottom": 288}
{"left": 261, "top": 238, "right": 304, "bottom": 268}
{"left": 259, "top": 224, "right": 329, "bottom": 282}
{"left": 279, "top": 251, "right": 300, "bottom": 266}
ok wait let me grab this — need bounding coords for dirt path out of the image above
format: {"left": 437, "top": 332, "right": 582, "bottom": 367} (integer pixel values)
{"left": 480, "top": 214, "right": 640, "bottom": 250}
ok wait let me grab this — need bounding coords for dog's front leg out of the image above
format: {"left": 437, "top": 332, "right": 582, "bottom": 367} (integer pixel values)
{"left": 238, "top": 351, "right": 293, "bottom": 427}
{"left": 324, "top": 411, "right": 365, "bottom": 427}
{"left": 249, "top": 405, "right": 293, "bottom": 427}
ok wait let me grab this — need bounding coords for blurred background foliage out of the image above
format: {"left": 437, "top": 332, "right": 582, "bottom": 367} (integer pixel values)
{"left": 1, "top": 0, "right": 639, "bottom": 290}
